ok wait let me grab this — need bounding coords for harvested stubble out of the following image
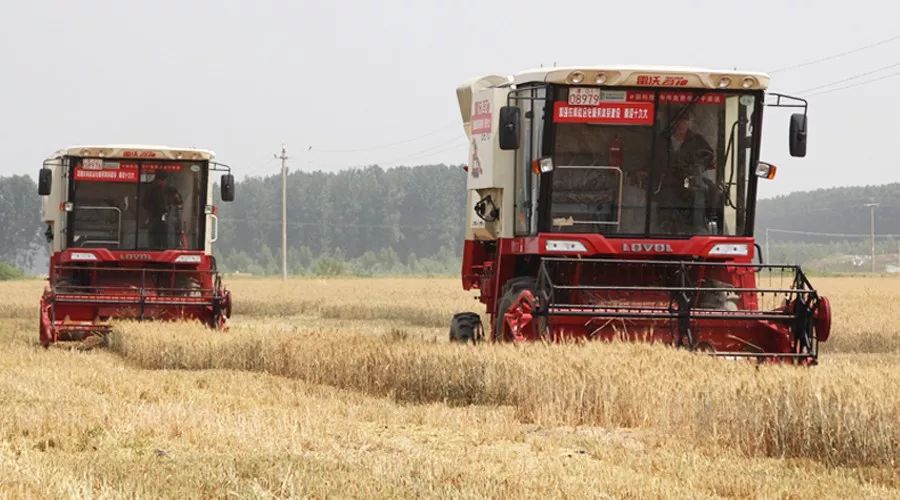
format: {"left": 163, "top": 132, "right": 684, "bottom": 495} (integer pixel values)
{"left": 109, "top": 321, "right": 899, "bottom": 468}
{"left": 230, "top": 277, "right": 472, "bottom": 327}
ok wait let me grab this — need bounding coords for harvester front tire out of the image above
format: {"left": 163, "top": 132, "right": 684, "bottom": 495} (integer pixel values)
{"left": 449, "top": 312, "right": 483, "bottom": 344}
{"left": 494, "top": 277, "right": 548, "bottom": 342}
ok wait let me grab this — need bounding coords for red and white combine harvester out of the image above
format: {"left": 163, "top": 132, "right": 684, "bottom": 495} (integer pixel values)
{"left": 36, "top": 145, "right": 236, "bottom": 346}
{"left": 450, "top": 66, "right": 831, "bottom": 363}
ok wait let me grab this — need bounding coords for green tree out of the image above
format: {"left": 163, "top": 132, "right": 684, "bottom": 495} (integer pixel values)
{"left": 0, "top": 175, "right": 42, "bottom": 267}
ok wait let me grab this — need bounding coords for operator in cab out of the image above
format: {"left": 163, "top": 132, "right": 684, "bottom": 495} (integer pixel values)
{"left": 143, "top": 171, "right": 184, "bottom": 249}
{"left": 656, "top": 108, "right": 718, "bottom": 234}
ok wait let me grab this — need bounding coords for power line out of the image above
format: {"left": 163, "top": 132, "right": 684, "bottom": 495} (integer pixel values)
{"left": 378, "top": 138, "right": 465, "bottom": 165}
{"left": 314, "top": 123, "right": 458, "bottom": 153}
{"left": 806, "top": 71, "right": 900, "bottom": 97}
{"left": 765, "top": 228, "right": 900, "bottom": 238}
{"left": 313, "top": 137, "right": 465, "bottom": 170}
{"left": 769, "top": 33, "right": 900, "bottom": 74}
{"left": 790, "top": 62, "right": 900, "bottom": 94}
{"left": 220, "top": 218, "right": 435, "bottom": 231}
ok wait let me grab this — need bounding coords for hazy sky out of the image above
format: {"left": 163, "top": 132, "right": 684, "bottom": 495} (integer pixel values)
{"left": 1, "top": 0, "right": 897, "bottom": 197}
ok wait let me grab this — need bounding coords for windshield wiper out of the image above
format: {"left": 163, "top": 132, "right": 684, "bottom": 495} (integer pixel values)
{"left": 720, "top": 119, "right": 742, "bottom": 209}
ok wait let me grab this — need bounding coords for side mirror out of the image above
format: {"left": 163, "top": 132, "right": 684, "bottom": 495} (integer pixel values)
{"left": 789, "top": 113, "right": 807, "bottom": 157}
{"left": 498, "top": 106, "right": 521, "bottom": 150}
{"left": 38, "top": 167, "right": 52, "bottom": 195}
{"left": 220, "top": 174, "right": 235, "bottom": 202}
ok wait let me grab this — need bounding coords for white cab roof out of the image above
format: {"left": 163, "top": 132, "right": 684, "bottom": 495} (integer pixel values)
{"left": 47, "top": 145, "right": 215, "bottom": 161}
{"left": 513, "top": 65, "right": 770, "bottom": 90}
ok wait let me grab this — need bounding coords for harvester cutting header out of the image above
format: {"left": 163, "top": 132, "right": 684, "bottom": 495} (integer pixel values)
{"left": 37, "top": 145, "right": 236, "bottom": 346}
{"left": 451, "top": 66, "right": 831, "bottom": 363}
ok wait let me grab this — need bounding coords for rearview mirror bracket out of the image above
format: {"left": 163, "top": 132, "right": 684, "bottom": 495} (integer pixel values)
{"left": 766, "top": 92, "right": 808, "bottom": 158}
{"left": 210, "top": 161, "right": 236, "bottom": 202}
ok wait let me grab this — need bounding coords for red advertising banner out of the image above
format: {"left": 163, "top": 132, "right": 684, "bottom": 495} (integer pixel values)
{"left": 554, "top": 101, "right": 654, "bottom": 125}
{"left": 134, "top": 163, "right": 183, "bottom": 172}
{"left": 657, "top": 92, "right": 724, "bottom": 104}
{"left": 74, "top": 166, "right": 139, "bottom": 183}
{"left": 626, "top": 91, "right": 724, "bottom": 104}
{"left": 471, "top": 99, "right": 492, "bottom": 135}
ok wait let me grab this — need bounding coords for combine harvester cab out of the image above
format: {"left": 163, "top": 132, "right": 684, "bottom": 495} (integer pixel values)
{"left": 451, "top": 67, "right": 831, "bottom": 363}
{"left": 36, "top": 145, "right": 236, "bottom": 346}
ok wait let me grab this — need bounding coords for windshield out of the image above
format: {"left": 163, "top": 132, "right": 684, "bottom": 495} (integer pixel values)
{"left": 68, "top": 159, "right": 208, "bottom": 250}
{"left": 548, "top": 88, "right": 758, "bottom": 236}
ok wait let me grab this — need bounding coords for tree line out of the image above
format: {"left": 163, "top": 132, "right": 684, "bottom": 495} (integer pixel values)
{"left": 2, "top": 171, "right": 899, "bottom": 277}
{"left": 756, "top": 183, "right": 900, "bottom": 240}
{"left": 213, "top": 164, "right": 466, "bottom": 275}
{"left": 0, "top": 165, "right": 468, "bottom": 277}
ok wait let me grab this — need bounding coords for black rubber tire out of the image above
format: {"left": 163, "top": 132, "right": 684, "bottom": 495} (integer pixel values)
{"left": 493, "top": 277, "right": 540, "bottom": 342}
{"left": 449, "top": 312, "right": 484, "bottom": 344}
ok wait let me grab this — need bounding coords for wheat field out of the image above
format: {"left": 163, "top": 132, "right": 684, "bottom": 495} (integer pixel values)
{"left": 0, "top": 276, "right": 897, "bottom": 498}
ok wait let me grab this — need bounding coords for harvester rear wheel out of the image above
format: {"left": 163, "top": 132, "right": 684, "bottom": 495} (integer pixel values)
{"left": 449, "top": 312, "right": 484, "bottom": 344}
{"left": 494, "top": 278, "right": 549, "bottom": 342}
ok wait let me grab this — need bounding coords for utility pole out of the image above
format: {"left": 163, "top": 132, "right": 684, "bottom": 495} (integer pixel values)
{"left": 865, "top": 203, "right": 879, "bottom": 273}
{"left": 275, "top": 145, "right": 289, "bottom": 281}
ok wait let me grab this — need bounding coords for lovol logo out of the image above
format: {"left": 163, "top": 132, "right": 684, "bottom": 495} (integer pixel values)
{"left": 123, "top": 150, "right": 156, "bottom": 158}
{"left": 622, "top": 243, "right": 674, "bottom": 253}
{"left": 121, "top": 253, "right": 152, "bottom": 261}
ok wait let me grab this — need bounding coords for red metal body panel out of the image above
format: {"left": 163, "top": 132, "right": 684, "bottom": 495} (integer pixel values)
{"left": 463, "top": 234, "right": 754, "bottom": 308}
{"left": 39, "top": 249, "right": 231, "bottom": 346}
{"left": 462, "top": 233, "right": 828, "bottom": 363}
{"left": 510, "top": 234, "right": 755, "bottom": 262}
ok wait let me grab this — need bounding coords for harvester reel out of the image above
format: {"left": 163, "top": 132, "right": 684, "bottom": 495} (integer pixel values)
{"left": 790, "top": 298, "right": 815, "bottom": 354}
{"left": 813, "top": 296, "right": 831, "bottom": 342}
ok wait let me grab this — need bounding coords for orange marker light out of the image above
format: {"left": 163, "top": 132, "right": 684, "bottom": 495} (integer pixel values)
{"left": 755, "top": 162, "right": 777, "bottom": 180}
